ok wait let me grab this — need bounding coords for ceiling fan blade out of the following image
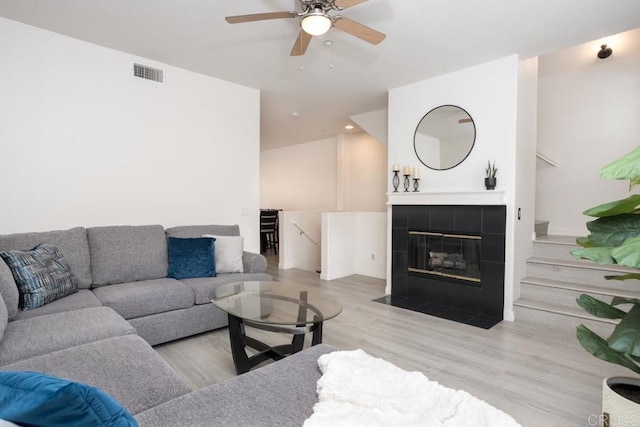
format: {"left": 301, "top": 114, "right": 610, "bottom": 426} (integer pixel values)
{"left": 225, "top": 12, "right": 297, "bottom": 24}
{"left": 333, "top": 17, "right": 385, "bottom": 45}
{"left": 290, "top": 30, "right": 313, "bottom": 56}
{"left": 334, "top": 0, "right": 368, "bottom": 9}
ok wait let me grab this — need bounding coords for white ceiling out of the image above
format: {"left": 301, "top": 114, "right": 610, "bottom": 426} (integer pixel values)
{"left": 1, "top": 0, "right": 639, "bottom": 150}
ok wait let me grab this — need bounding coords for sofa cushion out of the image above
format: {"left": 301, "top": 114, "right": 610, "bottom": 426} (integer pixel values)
{"left": 0, "top": 261, "right": 18, "bottom": 320}
{"left": 0, "top": 306, "right": 135, "bottom": 366}
{"left": 13, "top": 290, "right": 102, "bottom": 320}
{"left": 92, "top": 279, "right": 194, "bottom": 320}
{"left": 203, "top": 235, "right": 244, "bottom": 274}
{"left": 0, "top": 371, "right": 137, "bottom": 427}
{"left": 0, "top": 227, "right": 92, "bottom": 289}
{"left": 1, "top": 335, "right": 191, "bottom": 416}
{"left": 1, "top": 244, "right": 77, "bottom": 311}
{"left": 167, "top": 237, "right": 216, "bottom": 280}
{"left": 88, "top": 225, "right": 168, "bottom": 286}
{"left": 128, "top": 304, "right": 227, "bottom": 346}
{"left": 0, "top": 293, "right": 7, "bottom": 343}
{"left": 243, "top": 252, "right": 268, "bottom": 274}
{"left": 180, "top": 273, "right": 272, "bottom": 305}
{"left": 135, "top": 344, "right": 337, "bottom": 427}
{"left": 165, "top": 224, "right": 240, "bottom": 238}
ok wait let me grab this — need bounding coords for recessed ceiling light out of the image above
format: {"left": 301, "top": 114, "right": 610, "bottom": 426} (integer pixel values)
{"left": 290, "top": 112, "right": 300, "bottom": 118}
{"left": 323, "top": 40, "right": 333, "bottom": 47}
{"left": 345, "top": 124, "right": 354, "bottom": 130}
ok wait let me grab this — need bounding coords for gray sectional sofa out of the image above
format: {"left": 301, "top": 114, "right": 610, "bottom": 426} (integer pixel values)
{"left": 0, "top": 224, "right": 335, "bottom": 425}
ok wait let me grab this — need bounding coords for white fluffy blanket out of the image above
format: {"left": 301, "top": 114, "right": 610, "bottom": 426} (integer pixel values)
{"left": 303, "top": 349, "right": 521, "bottom": 427}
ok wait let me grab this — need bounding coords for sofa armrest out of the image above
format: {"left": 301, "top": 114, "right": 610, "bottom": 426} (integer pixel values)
{"left": 242, "top": 251, "right": 267, "bottom": 274}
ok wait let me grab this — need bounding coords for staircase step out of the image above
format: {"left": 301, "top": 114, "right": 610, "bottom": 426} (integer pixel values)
{"left": 534, "top": 220, "right": 549, "bottom": 238}
{"left": 514, "top": 298, "right": 618, "bottom": 336}
{"left": 526, "top": 257, "right": 639, "bottom": 290}
{"left": 521, "top": 276, "right": 640, "bottom": 300}
{"left": 532, "top": 235, "right": 581, "bottom": 260}
{"left": 520, "top": 279, "right": 639, "bottom": 318}
{"left": 519, "top": 233, "right": 637, "bottom": 336}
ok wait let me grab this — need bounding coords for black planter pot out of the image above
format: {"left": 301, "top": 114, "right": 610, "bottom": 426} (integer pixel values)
{"left": 485, "top": 177, "right": 497, "bottom": 190}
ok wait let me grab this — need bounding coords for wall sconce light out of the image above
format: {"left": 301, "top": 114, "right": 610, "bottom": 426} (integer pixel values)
{"left": 597, "top": 44, "right": 613, "bottom": 59}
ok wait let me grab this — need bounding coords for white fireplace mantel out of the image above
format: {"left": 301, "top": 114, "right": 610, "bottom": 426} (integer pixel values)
{"left": 387, "top": 190, "right": 507, "bottom": 206}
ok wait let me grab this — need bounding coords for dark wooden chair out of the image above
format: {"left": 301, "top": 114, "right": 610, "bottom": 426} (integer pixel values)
{"left": 260, "top": 209, "right": 279, "bottom": 254}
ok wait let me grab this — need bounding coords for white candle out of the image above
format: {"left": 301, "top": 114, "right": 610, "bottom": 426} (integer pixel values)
{"left": 392, "top": 163, "right": 400, "bottom": 172}
{"left": 412, "top": 167, "right": 420, "bottom": 179}
{"left": 403, "top": 166, "right": 410, "bottom": 175}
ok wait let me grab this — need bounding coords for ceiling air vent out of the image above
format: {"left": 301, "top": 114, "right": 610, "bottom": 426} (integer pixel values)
{"left": 133, "top": 63, "right": 164, "bottom": 83}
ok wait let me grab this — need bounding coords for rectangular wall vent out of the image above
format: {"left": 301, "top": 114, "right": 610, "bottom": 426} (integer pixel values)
{"left": 133, "top": 63, "right": 164, "bottom": 83}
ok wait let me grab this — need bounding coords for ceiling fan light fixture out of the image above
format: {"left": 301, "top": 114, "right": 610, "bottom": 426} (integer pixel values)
{"left": 301, "top": 12, "right": 332, "bottom": 36}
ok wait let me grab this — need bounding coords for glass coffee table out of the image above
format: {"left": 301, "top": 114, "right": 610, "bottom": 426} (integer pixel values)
{"left": 211, "top": 281, "right": 342, "bottom": 375}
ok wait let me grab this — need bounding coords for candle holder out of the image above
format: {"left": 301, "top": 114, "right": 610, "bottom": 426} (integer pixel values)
{"left": 392, "top": 171, "right": 400, "bottom": 192}
{"left": 413, "top": 178, "right": 420, "bottom": 192}
{"left": 403, "top": 174, "right": 410, "bottom": 192}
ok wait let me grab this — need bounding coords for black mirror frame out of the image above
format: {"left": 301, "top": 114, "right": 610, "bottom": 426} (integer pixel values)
{"left": 413, "top": 104, "right": 476, "bottom": 171}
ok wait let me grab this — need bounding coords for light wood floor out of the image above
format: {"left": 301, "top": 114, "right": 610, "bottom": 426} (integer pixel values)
{"left": 155, "top": 255, "right": 627, "bottom": 427}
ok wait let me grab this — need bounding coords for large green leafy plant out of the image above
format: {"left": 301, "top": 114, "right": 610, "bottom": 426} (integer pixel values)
{"left": 571, "top": 147, "right": 640, "bottom": 375}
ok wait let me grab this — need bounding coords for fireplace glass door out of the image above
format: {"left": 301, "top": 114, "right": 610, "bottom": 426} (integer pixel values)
{"left": 408, "top": 231, "right": 481, "bottom": 283}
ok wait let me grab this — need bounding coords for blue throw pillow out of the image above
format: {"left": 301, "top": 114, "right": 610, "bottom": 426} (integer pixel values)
{"left": 0, "top": 243, "right": 77, "bottom": 310}
{"left": 0, "top": 371, "right": 137, "bottom": 427}
{"left": 167, "top": 237, "right": 216, "bottom": 279}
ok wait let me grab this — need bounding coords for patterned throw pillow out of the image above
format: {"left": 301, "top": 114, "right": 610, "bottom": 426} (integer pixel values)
{"left": 0, "top": 371, "right": 137, "bottom": 426}
{"left": 167, "top": 237, "right": 216, "bottom": 280}
{"left": 0, "top": 243, "right": 77, "bottom": 310}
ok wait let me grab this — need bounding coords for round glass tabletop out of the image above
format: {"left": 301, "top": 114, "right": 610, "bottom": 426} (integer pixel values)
{"left": 210, "top": 281, "right": 343, "bottom": 326}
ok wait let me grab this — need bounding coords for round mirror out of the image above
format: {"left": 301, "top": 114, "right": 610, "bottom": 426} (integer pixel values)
{"left": 413, "top": 105, "right": 476, "bottom": 170}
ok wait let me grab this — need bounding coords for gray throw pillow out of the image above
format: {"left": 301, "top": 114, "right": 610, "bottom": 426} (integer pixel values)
{"left": 0, "top": 243, "right": 77, "bottom": 311}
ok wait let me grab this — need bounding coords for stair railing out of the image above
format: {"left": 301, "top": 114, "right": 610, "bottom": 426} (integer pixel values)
{"left": 291, "top": 221, "right": 318, "bottom": 246}
{"left": 536, "top": 151, "right": 559, "bottom": 167}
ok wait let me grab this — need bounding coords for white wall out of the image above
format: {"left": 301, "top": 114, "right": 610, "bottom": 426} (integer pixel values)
{"left": 320, "top": 213, "right": 354, "bottom": 281}
{"left": 321, "top": 212, "right": 386, "bottom": 281}
{"left": 354, "top": 213, "right": 387, "bottom": 279}
{"left": 0, "top": 18, "right": 261, "bottom": 251}
{"left": 260, "top": 137, "right": 338, "bottom": 211}
{"left": 388, "top": 55, "right": 532, "bottom": 320}
{"left": 514, "top": 57, "right": 539, "bottom": 301}
{"left": 350, "top": 109, "right": 388, "bottom": 146}
{"left": 261, "top": 132, "right": 387, "bottom": 212}
{"left": 388, "top": 56, "right": 519, "bottom": 194}
{"left": 536, "top": 27, "right": 640, "bottom": 236}
{"left": 342, "top": 132, "right": 388, "bottom": 212}
{"left": 279, "top": 211, "right": 322, "bottom": 272}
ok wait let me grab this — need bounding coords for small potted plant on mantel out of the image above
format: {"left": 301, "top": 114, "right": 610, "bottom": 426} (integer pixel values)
{"left": 571, "top": 146, "right": 640, "bottom": 425}
{"left": 484, "top": 160, "right": 498, "bottom": 190}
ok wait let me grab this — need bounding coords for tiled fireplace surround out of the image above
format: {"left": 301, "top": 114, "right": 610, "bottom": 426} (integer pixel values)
{"left": 385, "top": 204, "right": 506, "bottom": 329}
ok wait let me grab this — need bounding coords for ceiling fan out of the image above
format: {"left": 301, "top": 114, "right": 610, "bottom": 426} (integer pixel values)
{"left": 225, "top": 0, "right": 386, "bottom": 56}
